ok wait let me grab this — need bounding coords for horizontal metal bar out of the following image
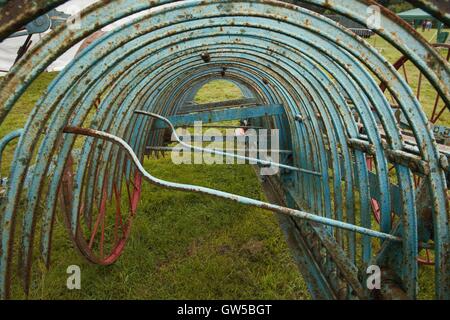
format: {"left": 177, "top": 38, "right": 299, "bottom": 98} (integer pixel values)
{"left": 151, "top": 104, "right": 284, "bottom": 129}
{"left": 359, "top": 128, "right": 450, "bottom": 165}
{"left": 348, "top": 138, "right": 430, "bottom": 175}
{"left": 386, "top": 148, "right": 430, "bottom": 176}
{"left": 178, "top": 135, "right": 271, "bottom": 141}
{"left": 180, "top": 125, "right": 264, "bottom": 129}
{"left": 146, "top": 146, "right": 293, "bottom": 154}
{"left": 136, "top": 110, "right": 321, "bottom": 176}
{"left": 63, "top": 126, "right": 402, "bottom": 243}
{"left": 180, "top": 97, "right": 258, "bottom": 114}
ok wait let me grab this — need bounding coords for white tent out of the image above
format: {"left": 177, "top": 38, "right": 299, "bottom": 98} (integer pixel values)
{"left": 0, "top": 34, "right": 84, "bottom": 74}
{"left": 0, "top": 0, "right": 161, "bottom": 75}
{"left": 0, "top": 0, "right": 96, "bottom": 74}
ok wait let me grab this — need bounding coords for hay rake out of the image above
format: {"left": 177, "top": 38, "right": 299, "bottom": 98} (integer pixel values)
{"left": 0, "top": 0, "right": 449, "bottom": 300}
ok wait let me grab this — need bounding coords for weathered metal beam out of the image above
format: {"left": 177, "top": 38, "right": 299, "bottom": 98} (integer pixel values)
{"left": 179, "top": 97, "right": 258, "bottom": 114}
{"left": 146, "top": 146, "right": 293, "bottom": 154}
{"left": 0, "top": 0, "right": 66, "bottom": 41}
{"left": 348, "top": 138, "right": 431, "bottom": 175}
{"left": 151, "top": 104, "right": 284, "bottom": 129}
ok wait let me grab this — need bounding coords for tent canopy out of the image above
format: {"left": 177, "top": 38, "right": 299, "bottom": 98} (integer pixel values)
{"left": 398, "top": 8, "right": 448, "bottom": 44}
{"left": 398, "top": 8, "right": 436, "bottom": 21}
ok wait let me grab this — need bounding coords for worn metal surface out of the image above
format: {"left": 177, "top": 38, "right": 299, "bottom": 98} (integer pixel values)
{"left": 0, "top": 0, "right": 448, "bottom": 300}
{"left": 0, "top": 0, "right": 66, "bottom": 41}
{"left": 148, "top": 104, "right": 284, "bottom": 129}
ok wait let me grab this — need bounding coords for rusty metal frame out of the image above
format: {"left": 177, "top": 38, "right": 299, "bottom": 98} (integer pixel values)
{"left": 0, "top": 0, "right": 448, "bottom": 300}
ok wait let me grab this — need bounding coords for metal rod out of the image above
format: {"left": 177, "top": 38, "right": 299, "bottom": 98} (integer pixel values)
{"left": 348, "top": 138, "right": 430, "bottom": 175}
{"left": 146, "top": 146, "right": 293, "bottom": 154}
{"left": 135, "top": 110, "right": 321, "bottom": 177}
{"left": 179, "top": 125, "right": 264, "bottom": 129}
{"left": 64, "top": 126, "right": 401, "bottom": 243}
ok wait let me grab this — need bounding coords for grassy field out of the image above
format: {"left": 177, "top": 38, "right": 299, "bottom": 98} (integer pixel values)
{"left": 367, "top": 29, "right": 450, "bottom": 126}
{"left": 6, "top": 79, "right": 310, "bottom": 300}
{"left": 1, "top": 29, "right": 448, "bottom": 300}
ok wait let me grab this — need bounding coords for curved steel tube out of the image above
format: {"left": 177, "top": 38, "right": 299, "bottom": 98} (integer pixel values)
{"left": 63, "top": 126, "right": 401, "bottom": 243}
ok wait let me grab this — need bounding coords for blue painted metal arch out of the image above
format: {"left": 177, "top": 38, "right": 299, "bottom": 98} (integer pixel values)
{"left": 0, "top": 0, "right": 448, "bottom": 300}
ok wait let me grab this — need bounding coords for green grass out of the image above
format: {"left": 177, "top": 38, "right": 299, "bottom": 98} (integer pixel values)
{"left": 2, "top": 29, "right": 448, "bottom": 300}
{"left": 12, "top": 159, "right": 309, "bottom": 299}
{"left": 0, "top": 72, "right": 59, "bottom": 175}
{"left": 5, "top": 79, "right": 310, "bottom": 300}
{"left": 367, "top": 29, "right": 450, "bottom": 126}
